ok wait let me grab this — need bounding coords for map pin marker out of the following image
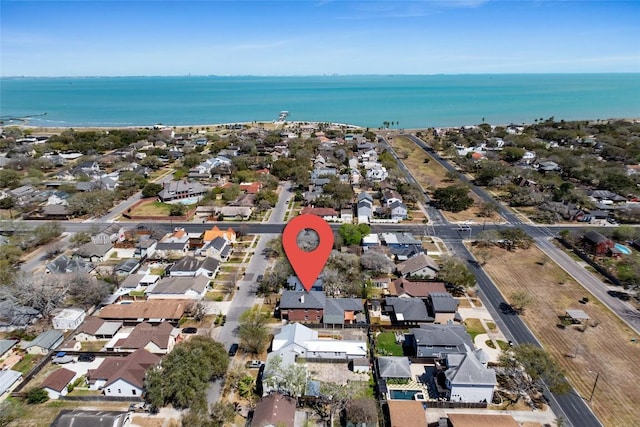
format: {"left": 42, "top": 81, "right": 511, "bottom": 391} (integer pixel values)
{"left": 282, "top": 214, "right": 334, "bottom": 292}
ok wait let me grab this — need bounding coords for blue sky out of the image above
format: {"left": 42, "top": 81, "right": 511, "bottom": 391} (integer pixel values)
{"left": 1, "top": 1, "right": 639, "bottom": 76}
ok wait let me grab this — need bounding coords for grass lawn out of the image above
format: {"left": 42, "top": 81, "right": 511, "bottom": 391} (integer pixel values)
{"left": 128, "top": 200, "right": 173, "bottom": 216}
{"left": 13, "top": 354, "right": 39, "bottom": 375}
{"left": 463, "top": 318, "right": 485, "bottom": 340}
{"left": 376, "top": 332, "right": 404, "bottom": 356}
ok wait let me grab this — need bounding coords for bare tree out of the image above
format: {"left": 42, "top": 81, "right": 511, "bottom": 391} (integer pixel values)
{"left": 67, "top": 274, "right": 112, "bottom": 309}
{"left": 360, "top": 251, "right": 394, "bottom": 275}
{"left": 3, "top": 274, "right": 67, "bottom": 317}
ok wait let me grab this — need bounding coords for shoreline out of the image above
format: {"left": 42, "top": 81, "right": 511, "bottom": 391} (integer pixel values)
{"left": 3, "top": 117, "right": 640, "bottom": 134}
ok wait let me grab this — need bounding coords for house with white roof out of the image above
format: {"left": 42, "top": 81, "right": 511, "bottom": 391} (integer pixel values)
{"left": 52, "top": 308, "right": 86, "bottom": 331}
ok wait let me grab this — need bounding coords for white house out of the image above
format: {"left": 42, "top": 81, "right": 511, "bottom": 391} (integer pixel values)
{"left": 52, "top": 308, "right": 86, "bottom": 331}
{"left": 0, "top": 370, "right": 22, "bottom": 401}
{"left": 88, "top": 349, "right": 160, "bottom": 397}
{"left": 445, "top": 347, "right": 496, "bottom": 403}
{"left": 40, "top": 368, "right": 75, "bottom": 399}
{"left": 25, "top": 330, "right": 64, "bottom": 355}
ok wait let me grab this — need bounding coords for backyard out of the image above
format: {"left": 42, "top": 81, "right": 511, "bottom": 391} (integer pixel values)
{"left": 375, "top": 331, "right": 404, "bottom": 356}
{"left": 472, "top": 244, "right": 640, "bottom": 427}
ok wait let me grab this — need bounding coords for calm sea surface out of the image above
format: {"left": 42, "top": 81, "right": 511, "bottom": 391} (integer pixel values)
{"left": 1, "top": 74, "right": 639, "bottom": 128}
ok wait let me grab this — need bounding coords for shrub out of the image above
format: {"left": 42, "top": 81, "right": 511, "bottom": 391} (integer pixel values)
{"left": 26, "top": 387, "right": 49, "bottom": 404}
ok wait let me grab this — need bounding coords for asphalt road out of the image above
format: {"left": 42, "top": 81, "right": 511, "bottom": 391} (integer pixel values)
{"left": 205, "top": 182, "right": 293, "bottom": 405}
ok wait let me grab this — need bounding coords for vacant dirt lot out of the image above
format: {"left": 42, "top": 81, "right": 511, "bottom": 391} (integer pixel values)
{"left": 389, "top": 135, "right": 485, "bottom": 223}
{"left": 473, "top": 245, "right": 640, "bottom": 427}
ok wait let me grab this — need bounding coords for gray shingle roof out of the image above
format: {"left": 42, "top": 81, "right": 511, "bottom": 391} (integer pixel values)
{"left": 279, "top": 291, "right": 326, "bottom": 310}
{"left": 377, "top": 356, "right": 412, "bottom": 379}
{"left": 397, "top": 253, "right": 439, "bottom": 276}
{"left": 429, "top": 292, "right": 458, "bottom": 313}
{"left": 445, "top": 348, "right": 496, "bottom": 386}
{"left": 324, "top": 298, "right": 364, "bottom": 325}
{"left": 384, "top": 297, "right": 431, "bottom": 322}
{"left": 148, "top": 275, "right": 210, "bottom": 295}
{"left": 412, "top": 324, "right": 472, "bottom": 349}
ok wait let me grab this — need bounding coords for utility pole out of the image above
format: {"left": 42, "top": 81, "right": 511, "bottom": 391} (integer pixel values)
{"left": 588, "top": 370, "right": 599, "bottom": 402}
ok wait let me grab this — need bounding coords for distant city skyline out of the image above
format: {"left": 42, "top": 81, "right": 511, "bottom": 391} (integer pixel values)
{"left": 1, "top": 0, "right": 639, "bottom": 77}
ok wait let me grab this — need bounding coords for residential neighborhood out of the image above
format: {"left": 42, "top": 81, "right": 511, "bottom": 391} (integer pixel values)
{"left": 0, "top": 118, "right": 639, "bottom": 427}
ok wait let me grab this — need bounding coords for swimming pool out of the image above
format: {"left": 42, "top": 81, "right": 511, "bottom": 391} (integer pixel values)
{"left": 390, "top": 390, "right": 421, "bottom": 400}
{"left": 615, "top": 243, "right": 632, "bottom": 255}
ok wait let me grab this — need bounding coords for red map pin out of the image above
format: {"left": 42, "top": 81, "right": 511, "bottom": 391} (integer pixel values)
{"left": 282, "top": 214, "right": 334, "bottom": 292}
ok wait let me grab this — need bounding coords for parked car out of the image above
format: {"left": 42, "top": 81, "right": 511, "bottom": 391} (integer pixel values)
{"left": 129, "top": 403, "right": 151, "bottom": 413}
{"left": 246, "top": 360, "right": 264, "bottom": 369}
{"left": 182, "top": 327, "right": 197, "bottom": 334}
{"left": 52, "top": 352, "right": 75, "bottom": 364}
{"left": 228, "top": 343, "right": 239, "bottom": 356}
{"left": 78, "top": 354, "right": 95, "bottom": 362}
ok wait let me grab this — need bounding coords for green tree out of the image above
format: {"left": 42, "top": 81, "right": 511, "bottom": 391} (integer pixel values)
{"left": 26, "top": 387, "right": 49, "bottom": 404}
{"left": 437, "top": 256, "right": 476, "bottom": 288}
{"left": 500, "top": 146, "right": 526, "bottom": 163}
{"left": 338, "top": 223, "right": 370, "bottom": 246}
{"left": 0, "top": 170, "right": 21, "bottom": 189}
{"left": 142, "top": 182, "right": 163, "bottom": 198}
{"left": 169, "top": 203, "right": 186, "bottom": 216}
{"left": 0, "top": 196, "right": 15, "bottom": 210}
{"left": 509, "top": 290, "right": 534, "bottom": 314}
{"left": 238, "top": 307, "right": 270, "bottom": 355}
{"left": 222, "top": 184, "right": 240, "bottom": 202}
{"left": 255, "top": 189, "right": 278, "bottom": 207}
{"left": 433, "top": 186, "right": 473, "bottom": 212}
{"left": 70, "top": 232, "right": 92, "bottom": 247}
{"left": 144, "top": 336, "right": 228, "bottom": 410}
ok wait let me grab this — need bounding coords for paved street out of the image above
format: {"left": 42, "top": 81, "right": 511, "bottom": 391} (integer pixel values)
{"left": 205, "top": 182, "right": 292, "bottom": 405}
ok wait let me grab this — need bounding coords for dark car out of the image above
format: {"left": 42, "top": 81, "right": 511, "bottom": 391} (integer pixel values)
{"left": 228, "top": 343, "right": 239, "bottom": 356}
{"left": 78, "top": 354, "right": 95, "bottom": 362}
{"left": 182, "top": 327, "right": 198, "bottom": 334}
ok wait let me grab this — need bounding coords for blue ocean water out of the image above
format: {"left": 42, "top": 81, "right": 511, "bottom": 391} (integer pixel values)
{"left": 1, "top": 74, "right": 639, "bottom": 129}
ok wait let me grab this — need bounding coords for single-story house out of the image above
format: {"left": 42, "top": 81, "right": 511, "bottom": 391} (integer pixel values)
{"left": 387, "top": 401, "right": 428, "bottom": 427}
{"left": 0, "top": 370, "right": 22, "bottom": 400}
{"left": 87, "top": 348, "right": 160, "bottom": 397}
{"left": 167, "top": 256, "right": 220, "bottom": 278}
{"left": 75, "top": 316, "right": 123, "bottom": 341}
{"left": 107, "top": 321, "right": 179, "bottom": 354}
{"left": 97, "top": 300, "right": 189, "bottom": 326}
{"left": 145, "top": 275, "right": 210, "bottom": 300}
{"left": 52, "top": 308, "right": 86, "bottom": 331}
{"left": 390, "top": 278, "right": 447, "bottom": 298}
{"left": 396, "top": 253, "right": 440, "bottom": 279}
{"left": 46, "top": 255, "right": 93, "bottom": 275}
{"left": 40, "top": 367, "right": 76, "bottom": 399}
{"left": 74, "top": 241, "right": 113, "bottom": 263}
{"left": 24, "top": 330, "right": 64, "bottom": 355}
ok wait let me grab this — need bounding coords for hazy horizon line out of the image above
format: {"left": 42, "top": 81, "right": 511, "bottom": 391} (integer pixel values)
{"left": 2, "top": 72, "right": 639, "bottom": 79}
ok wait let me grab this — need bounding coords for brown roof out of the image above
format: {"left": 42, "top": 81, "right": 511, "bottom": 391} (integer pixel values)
{"left": 88, "top": 349, "right": 160, "bottom": 390}
{"left": 98, "top": 300, "right": 188, "bottom": 321}
{"left": 40, "top": 367, "right": 75, "bottom": 392}
{"left": 76, "top": 316, "right": 105, "bottom": 335}
{"left": 251, "top": 393, "right": 296, "bottom": 427}
{"left": 387, "top": 401, "right": 427, "bottom": 427}
{"left": 117, "top": 322, "right": 175, "bottom": 351}
{"left": 300, "top": 207, "right": 338, "bottom": 217}
{"left": 390, "top": 278, "right": 447, "bottom": 297}
{"left": 447, "top": 413, "right": 519, "bottom": 427}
